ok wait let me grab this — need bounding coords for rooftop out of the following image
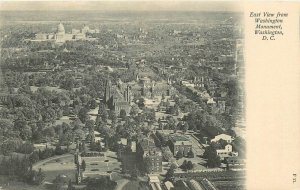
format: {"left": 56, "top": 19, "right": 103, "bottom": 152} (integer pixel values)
{"left": 170, "top": 134, "right": 189, "bottom": 142}
{"left": 139, "top": 138, "right": 156, "bottom": 151}
{"left": 148, "top": 175, "right": 160, "bottom": 183}
{"left": 170, "top": 135, "right": 192, "bottom": 146}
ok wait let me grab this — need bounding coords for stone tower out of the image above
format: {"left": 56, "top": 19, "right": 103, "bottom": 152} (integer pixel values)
{"left": 105, "top": 80, "right": 112, "bottom": 103}
{"left": 125, "top": 85, "right": 131, "bottom": 102}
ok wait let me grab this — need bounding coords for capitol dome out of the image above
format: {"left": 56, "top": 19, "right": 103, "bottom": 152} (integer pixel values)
{"left": 57, "top": 22, "right": 65, "bottom": 34}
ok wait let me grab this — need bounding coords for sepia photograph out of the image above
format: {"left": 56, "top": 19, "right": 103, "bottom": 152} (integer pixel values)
{"left": 0, "top": 1, "right": 248, "bottom": 190}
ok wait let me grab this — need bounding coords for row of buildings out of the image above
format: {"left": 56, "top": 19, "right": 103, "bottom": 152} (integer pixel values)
{"left": 73, "top": 132, "right": 242, "bottom": 185}
{"left": 33, "top": 22, "right": 99, "bottom": 43}
{"left": 118, "top": 131, "right": 194, "bottom": 174}
{"left": 148, "top": 176, "right": 217, "bottom": 190}
{"left": 103, "top": 75, "right": 174, "bottom": 115}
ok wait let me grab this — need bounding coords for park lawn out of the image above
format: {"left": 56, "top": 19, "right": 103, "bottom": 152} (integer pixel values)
{"left": 37, "top": 156, "right": 76, "bottom": 183}
{"left": 122, "top": 180, "right": 149, "bottom": 190}
{"left": 0, "top": 176, "right": 47, "bottom": 190}
{"left": 55, "top": 116, "right": 73, "bottom": 125}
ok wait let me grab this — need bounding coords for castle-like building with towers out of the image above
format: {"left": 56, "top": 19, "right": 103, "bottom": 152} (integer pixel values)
{"left": 104, "top": 79, "right": 132, "bottom": 116}
{"left": 103, "top": 75, "right": 175, "bottom": 115}
{"left": 33, "top": 22, "right": 99, "bottom": 43}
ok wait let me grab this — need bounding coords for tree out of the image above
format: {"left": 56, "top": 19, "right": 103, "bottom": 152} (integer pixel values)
{"left": 101, "top": 126, "right": 116, "bottom": 149}
{"left": 74, "top": 128, "right": 85, "bottom": 141}
{"left": 165, "top": 167, "right": 175, "bottom": 182}
{"left": 130, "top": 104, "right": 139, "bottom": 116}
{"left": 29, "top": 151, "right": 40, "bottom": 164}
{"left": 81, "top": 142, "right": 87, "bottom": 153}
{"left": 42, "top": 126, "right": 55, "bottom": 138}
{"left": 143, "top": 108, "right": 156, "bottom": 123}
{"left": 55, "top": 145, "right": 65, "bottom": 155}
{"left": 40, "top": 148, "right": 55, "bottom": 159}
{"left": 81, "top": 160, "right": 86, "bottom": 171}
{"left": 186, "top": 161, "right": 193, "bottom": 170}
{"left": 174, "top": 104, "right": 180, "bottom": 116}
{"left": 120, "top": 109, "right": 127, "bottom": 120}
{"left": 60, "top": 77, "right": 75, "bottom": 90}
{"left": 157, "top": 104, "right": 161, "bottom": 112}
{"left": 20, "top": 125, "right": 33, "bottom": 140}
{"left": 227, "top": 128, "right": 237, "bottom": 138}
{"left": 86, "top": 177, "right": 117, "bottom": 190}
{"left": 85, "top": 119, "right": 95, "bottom": 132}
{"left": 182, "top": 122, "right": 189, "bottom": 133}
{"left": 137, "top": 98, "right": 145, "bottom": 108}
{"left": 180, "top": 160, "right": 188, "bottom": 170}
{"left": 185, "top": 110, "right": 208, "bottom": 131}
{"left": 142, "top": 125, "right": 151, "bottom": 137}
{"left": 130, "top": 165, "right": 139, "bottom": 179}
{"left": 176, "top": 150, "right": 183, "bottom": 159}
{"left": 78, "top": 107, "right": 89, "bottom": 123}
{"left": 144, "top": 157, "right": 152, "bottom": 174}
{"left": 158, "top": 122, "right": 163, "bottom": 130}
{"left": 0, "top": 119, "right": 13, "bottom": 138}
{"left": 176, "top": 121, "right": 183, "bottom": 131}
{"left": 67, "top": 180, "right": 75, "bottom": 190}
{"left": 101, "top": 108, "right": 108, "bottom": 123}
{"left": 203, "top": 146, "right": 221, "bottom": 168}
{"left": 165, "top": 99, "right": 171, "bottom": 108}
{"left": 1, "top": 138, "right": 22, "bottom": 155}
{"left": 187, "top": 150, "right": 195, "bottom": 158}
{"left": 89, "top": 99, "right": 97, "bottom": 109}
{"left": 91, "top": 141, "right": 102, "bottom": 152}
{"left": 52, "top": 174, "right": 69, "bottom": 190}
{"left": 18, "top": 142, "right": 34, "bottom": 154}
{"left": 62, "top": 131, "right": 73, "bottom": 150}
{"left": 25, "top": 168, "right": 45, "bottom": 185}
{"left": 32, "top": 130, "right": 43, "bottom": 143}
{"left": 167, "top": 117, "right": 176, "bottom": 131}
{"left": 109, "top": 110, "right": 117, "bottom": 120}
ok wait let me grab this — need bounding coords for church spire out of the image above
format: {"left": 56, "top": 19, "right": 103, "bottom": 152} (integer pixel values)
{"left": 104, "top": 79, "right": 111, "bottom": 103}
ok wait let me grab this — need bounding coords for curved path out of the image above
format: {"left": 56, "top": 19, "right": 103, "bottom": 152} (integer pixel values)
{"left": 32, "top": 153, "right": 73, "bottom": 170}
{"left": 114, "top": 179, "right": 130, "bottom": 190}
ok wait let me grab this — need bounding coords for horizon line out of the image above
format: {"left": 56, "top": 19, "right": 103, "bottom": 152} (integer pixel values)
{"left": 0, "top": 1, "right": 243, "bottom": 12}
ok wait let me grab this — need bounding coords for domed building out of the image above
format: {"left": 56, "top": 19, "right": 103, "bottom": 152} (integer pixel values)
{"left": 33, "top": 22, "right": 99, "bottom": 43}
{"left": 56, "top": 22, "right": 66, "bottom": 43}
{"left": 81, "top": 25, "right": 90, "bottom": 35}
{"left": 57, "top": 22, "right": 65, "bottom": 33}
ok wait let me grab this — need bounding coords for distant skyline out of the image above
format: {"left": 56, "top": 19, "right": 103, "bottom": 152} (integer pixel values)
{"left": 0, "top": 1, "right": 243, "bottom": 12}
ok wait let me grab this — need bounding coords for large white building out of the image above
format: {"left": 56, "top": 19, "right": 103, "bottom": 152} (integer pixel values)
{"left": 216, "top": 144, "right": 238, "bottom": 160}
{"left": 211, "top": 134, "right": 233, "bottom": 144}
{"left": 34, "top": 22, "right": 99, "bottom": 43}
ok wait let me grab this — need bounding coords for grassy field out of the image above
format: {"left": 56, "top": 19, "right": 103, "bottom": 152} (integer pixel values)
{"left": 55, "top": 116, "right": 73, "bottom": 125}
{"left": 0, "top": 176, "right": 47, "bottom": 190}
{"left": 36, "top": 156, "right": 76, "bottom": 183}
{"left": 0, "top": 155, "right": 75, "bottom": 189}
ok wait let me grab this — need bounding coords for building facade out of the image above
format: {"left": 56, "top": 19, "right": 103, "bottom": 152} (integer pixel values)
{"left": 136, "top": 139, "right": 162, "bottom": 173}
{"left": 33, "top": 22, "right": 99, "bottom": 43}
{"left": 130, "top": 75, "right": 174, "bottom": 98}
{"left": 104, "top": 79, "right": 131, "bottom": 115}
{"left": 216, "top": 144, "right": 238, "bottom": 160}
{"left": 168, "top": 135, "right": 192, "bottom": 156}
{"left": 211, "top": 134, "right": 233, "bottom": 143}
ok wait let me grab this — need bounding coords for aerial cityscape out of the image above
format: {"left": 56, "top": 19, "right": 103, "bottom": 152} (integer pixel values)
{"left": 0, "top": 6, "right": 245, "bottom": 190}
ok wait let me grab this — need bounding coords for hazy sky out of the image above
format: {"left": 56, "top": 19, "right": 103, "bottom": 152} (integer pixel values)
{"left": 0, "top": 1, "right": 243, "bottom": 12}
